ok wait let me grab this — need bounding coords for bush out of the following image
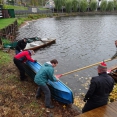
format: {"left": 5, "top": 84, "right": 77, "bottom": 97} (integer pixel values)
{"left": 89, "top": 0, "right": 97, "bottom": 11}
{"left": 65, "top": 0, "right": 72, "bottom": 13}
{"left": 2, "top": 38, "right": 11, "bottom": 45}
{"left": 106, "top": 1, "right": 114, "bottom": 11}
{"left": 72, "top": 0, "right": 78, "bottom": 12}
{"left": 114, "top": 1, "right": 117, "bottom": 10}
{"left": 100, "top": 0, "right": 107, "bottom": 11}
{"left": 80, "top": 0, "right": 88, "bottom": 12}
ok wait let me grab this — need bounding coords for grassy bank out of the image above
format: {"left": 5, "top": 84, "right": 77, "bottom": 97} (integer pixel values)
{"left": 0, "top": 50, "right": 80, "bottom": 116}
{"left": 0, "top": 18, "right": 16, "bottom": 29}
{"left": 0, "top": 51, "right": 12, "bottom": 67}
{"left": 3, "top": 5, "right": 28, "bottom": 10}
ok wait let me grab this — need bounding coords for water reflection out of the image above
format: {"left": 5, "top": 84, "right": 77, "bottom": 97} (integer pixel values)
{"left": 17, "top": 15, "right": 117, "bottom": 95}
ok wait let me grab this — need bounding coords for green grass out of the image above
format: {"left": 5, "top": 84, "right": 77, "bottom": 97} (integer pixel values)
{"left": 0, "top": 51, "right": 12, "bottom": 67}
{"left": 2, "top": 38, "right": 11, "bottom": 44}
{"left": 0, "top": 18, "right": 16, "bottom": 29}
{"left": 38, "top": 6, "right": 49, "bottom": 10}
{"left": 3, "top": 5, "right": 28, "bottom": 10}
{"left": 17, "top": 17, "right": 29, "bottom": 26}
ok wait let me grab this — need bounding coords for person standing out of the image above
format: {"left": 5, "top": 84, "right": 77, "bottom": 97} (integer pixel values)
{"left": 111, "top": 40, "right": 117, "bottom": 60}
{"left": 34, "top": 59, "right": 62, "bottom": 109}
{"left": 13, "top": 50, "right": 36, "bottom": 81}
{"left": 82, "top": 61, "right": 114, "bottom": 113}
{"left": 15, "top": 38, "right": 27, "bottom": 54}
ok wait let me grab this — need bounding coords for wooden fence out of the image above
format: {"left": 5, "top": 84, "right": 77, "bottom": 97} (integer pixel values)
{"left": 14, "top": 9, "right": 53, "bottom": 18}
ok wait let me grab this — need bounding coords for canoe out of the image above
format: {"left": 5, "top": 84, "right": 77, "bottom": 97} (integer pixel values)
{"left": 24, "top": 37, "right": 56, "bottom": 50}
{"left": 107, "top": 67, "right": 117, "bottom": 82}
{"left": 3, "top": 37, "right": 56, "bottom": 50}
{"left": 23, "top": 61, "right": 74, "bottom": 104}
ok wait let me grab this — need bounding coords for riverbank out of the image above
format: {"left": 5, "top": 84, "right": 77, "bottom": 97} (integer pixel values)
{"left": 0, "top": 50, "right": 80, "bottom": 117}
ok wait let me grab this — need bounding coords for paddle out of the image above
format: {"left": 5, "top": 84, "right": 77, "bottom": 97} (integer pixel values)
{"left": 56, "top": 57, "right": 117, "bottom": 78}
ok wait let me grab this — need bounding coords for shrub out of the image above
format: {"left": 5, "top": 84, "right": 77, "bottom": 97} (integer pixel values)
{"left": 72, "top": 0, "right": 78, "bottom": 12}
{"left": 100, "top": 0, "right": 107, "bottom": 11}
{"left": 89, "top": 0, "right": 97, "bottom": 11}
{"left": 54, "top": 0, "right": 64, "bottom": 12}
{"left": 106, "top": 1, "right": 114, "bottom": 11}
{"left": 2, "top": 38, "right": 11, "bottom": 45}
{"left": 80, "top": 0, "right": 88, "bottom": 12}
{"left": 114, "top": 1, "right": 117, "bottom": 10}
{"left": 65, "top": 0, "right": 72, "bottom": 13}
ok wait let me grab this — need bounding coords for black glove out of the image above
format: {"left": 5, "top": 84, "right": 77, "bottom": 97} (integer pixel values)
{"left": 34, "top": 60, "right": 37, "bottom": 62}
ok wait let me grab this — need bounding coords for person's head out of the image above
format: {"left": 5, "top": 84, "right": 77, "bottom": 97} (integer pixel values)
{"left": 28, "top": 50, "right": 35, "bottom": 55}
{"left": 50, "top": 59, "right": 58, "bottom": 67}
{"left": 97, "top": 61, "right": 107, "bottom": 73}
{"left": 23, "top": 38, "right": 27, "bottom": 43}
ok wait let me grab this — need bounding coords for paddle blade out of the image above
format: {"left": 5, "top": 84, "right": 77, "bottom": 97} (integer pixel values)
{"left": 55, "top": 74, "right": 63, "bottom": 79}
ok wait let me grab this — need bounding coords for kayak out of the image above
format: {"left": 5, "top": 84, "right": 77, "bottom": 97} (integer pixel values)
{"left": 23, "top": 61, "right": 74, "bottom": 104}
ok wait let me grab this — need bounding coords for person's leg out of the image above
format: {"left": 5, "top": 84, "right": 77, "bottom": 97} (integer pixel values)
{"left": 13, "top": 58, "right": 25, "bottom": 80}
{"left": 40, "top": 85, "right": 53, "bottom": 108}
{"left": 82, "top": 100, "right": 107, "bottom": 113}
{"left": 36, "top": 86, "right": 41, "bottom": 99}
{"left": 82, "top": 101, "right": 96, "bottom": 113}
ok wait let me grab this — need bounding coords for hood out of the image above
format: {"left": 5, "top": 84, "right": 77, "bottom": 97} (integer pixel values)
{"left": 44, "top": 62, "right": 52, "bottom": 67}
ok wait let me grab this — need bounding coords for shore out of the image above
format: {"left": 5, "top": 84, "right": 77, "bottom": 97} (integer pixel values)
{"left": 0, "top": 50, "right": 80, "bottom": 117}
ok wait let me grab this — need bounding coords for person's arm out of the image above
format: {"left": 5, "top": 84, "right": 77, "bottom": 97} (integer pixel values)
{"left": 25, "top": 52, "right": 35, "bottom": 62}
{"left": 47, "top": 68, "right": 58, "bottom": 82}
{"left": 16, "top": 40, "right": 22, "bottom": 51}
{"left": 84, "top": 78, "right": 96, "bottom": 101}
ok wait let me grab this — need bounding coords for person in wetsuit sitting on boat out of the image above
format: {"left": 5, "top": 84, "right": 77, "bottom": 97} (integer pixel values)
{"left": 34, "top": 59, "right": 62, "bottom": 111}
{"left": 82, "top": 61, "right": 114, "bottom": 113}
{"left": 15, "top": 38, "right": 27, "bottom": 54}
{"left": 13, "top": 50, "right": 37, "bottom": 81}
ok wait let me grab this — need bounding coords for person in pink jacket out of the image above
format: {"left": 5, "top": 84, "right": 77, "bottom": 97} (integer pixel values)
{"left": 13, "top": 50, "right": 36, "bottom": 81}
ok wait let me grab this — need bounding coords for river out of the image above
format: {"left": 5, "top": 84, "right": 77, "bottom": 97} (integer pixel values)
{"left": 17, "top": 15, "right": 117, "bottom": 96}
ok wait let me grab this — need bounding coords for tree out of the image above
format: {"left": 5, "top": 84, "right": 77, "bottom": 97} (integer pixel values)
{"left": 80, "top": 0, "right": 88, "bottom": 12}
{"left": 89, "top": 0, "right": 97, "bottom": 11}
{"left": 65, "top": 0, "right": 72, "bottom": 13}
{"left": 0, "top": 0, "right": 3, "bottom": 4}
{"left": 100, "top": 0, "right": 107, "bottom": 11}
{"left": 30, "top": 0, "right": 39, "bottom": 6}
{"left": 72, "top": 0, "right": 78, "bottom": 12}
{"left": 54, "top": 0, "right": 64, "bottom": 12}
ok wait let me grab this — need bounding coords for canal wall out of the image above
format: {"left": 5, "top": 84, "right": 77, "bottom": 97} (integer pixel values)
{"left": 0, "top": 20, "right": 18, "bottom": 41}
{"left": 53, "top": 11, "right": 117, "bottom": 17}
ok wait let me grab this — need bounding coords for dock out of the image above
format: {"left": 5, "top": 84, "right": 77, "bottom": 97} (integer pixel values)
{"left": 75, "top": 101, "right": 117, "bottom": 117}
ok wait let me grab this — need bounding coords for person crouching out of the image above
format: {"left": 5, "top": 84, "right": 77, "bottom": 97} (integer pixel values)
{"left": 13, "top": 50, "right": 36, "bottom": 81}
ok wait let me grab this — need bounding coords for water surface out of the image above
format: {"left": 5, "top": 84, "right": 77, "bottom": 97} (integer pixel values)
{"left": 17, "top": 15, "right": 117, "bottom": 95}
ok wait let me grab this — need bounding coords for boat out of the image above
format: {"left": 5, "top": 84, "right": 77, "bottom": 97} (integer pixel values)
{"left": 3, "top": 37, "right": 56, "bottom": 50}
{"left": 23, "top": 61, "right": 74, "bottom": 104}
{"left": 107, "top": 67, "right": 117, "bottom": 82}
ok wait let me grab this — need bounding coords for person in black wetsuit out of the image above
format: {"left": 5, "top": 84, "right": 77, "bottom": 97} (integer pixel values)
{"left": 15, "top": 38, "right": 27, "bottom": 54}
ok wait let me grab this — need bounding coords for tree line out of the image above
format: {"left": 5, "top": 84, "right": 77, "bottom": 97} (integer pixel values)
{"left": 53, "top": 0, "right": 117, "bottom": 12}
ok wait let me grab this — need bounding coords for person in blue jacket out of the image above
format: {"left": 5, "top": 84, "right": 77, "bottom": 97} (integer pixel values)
{"left": 34, "top": 59, "right": 62, "bottom": 109}
{"left": 82, "top": 61, "right": 114, "bottom": 113}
